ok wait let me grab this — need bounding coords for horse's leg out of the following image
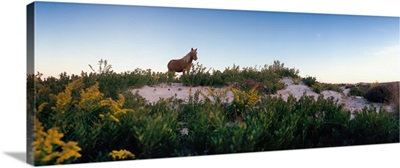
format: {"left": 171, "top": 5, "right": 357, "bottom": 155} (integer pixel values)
{"left": 186, "top": 63, "right": 192, "bottom": 75}
{"left": 183, "top": 65, "right": 191, "bottom": 76}
{"left": 185, "top": 67, "right": 190, "bottom": 75}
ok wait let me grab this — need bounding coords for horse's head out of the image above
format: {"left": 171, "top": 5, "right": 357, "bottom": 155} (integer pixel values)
{"left": 190, "top": 48, "right": 198, "bottom": 61}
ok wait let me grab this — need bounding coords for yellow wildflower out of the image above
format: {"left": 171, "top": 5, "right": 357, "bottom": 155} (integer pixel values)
{"left": 100, "top": 94, "right": 134, "bottom": 116}
{"left": 116, "top": 94, "right": 125, "bottom": 107}
{"left": 109, "top": 149, "right": 135, "bottom": 160}
{"left": 152, "top": 74, "right": 160, "bottom": 80}
{"left": 33, "top": 118, "right": 82, "bottom": 165}
{"left": 52, "top": 91, "right": 71, "bottom": 114}
{"left": 110, "top": 115, "right": 120, "bottom": 122}
{"left": 235, "top": 95, "right": 240, "bottom": 102}
{"left": 78, "top": 82, "right": 103, "bottom": 109}
{"left": 36, "top": 102, "right": 48, "bottom": 113}
{"left": 41, "top": 152, "right": 60, "bottom": 162}
{"left": 99, "top": 94, "right": 136, "bottom": 123}
{"left": 232, "top": 86, "right": 259, "bottom": 106}
{"left": 34, "top": 118, "right": 47, "bottom": 137}
{"left": 56, "top": 141, "right": 82, "bottom": 164}
{"left": 46, "top": 128, "right": 64, "bottom": 146}
{"left": 247, "top": 86, "right": 259, "bottom": 105}
{"left": 51, "top": 79, "right": 83, "bottom": 114}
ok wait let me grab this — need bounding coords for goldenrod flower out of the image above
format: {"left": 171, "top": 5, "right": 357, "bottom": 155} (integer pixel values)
{"left": 109, "top": 149, "right": 135, "bottom": 160}
{"left": 36, "top": 102, "right": 48, "bottom": 113}
{"left": 41, "top": 152, "right": 60, "bottom": 162}
{"left": 98, "top": 94, "right": 135, "bottom": 123}
{"left": 51, "top": 79, "right": 83, "bottom": 114}
{"left": 79, "top": 82, "right": 103, "bottom": 109}
{"left": 110, "top": 115, "right": 120, "bottom": 122}
{"left": 100, "top": 94, "right": 134, "bottom": 116}
{"left": 235, "top": 95, "right": 240, "bottom": 102}
{"left": 56, "top": 141, "right": 82, "bottom": 164}
{"left": 152, "top": 74, "right": 160, "bottom": 80}
{"left": 34, "top": 118, "right": 47, "bottom": 137}
{"left": 232, "top": 86, "right": 259, "bottom": 107}
{"left": 46, "top": 128, "right": 64, "bottom": 146}
{"left": 33, "top": 118, "right": 82, "bottom": 165}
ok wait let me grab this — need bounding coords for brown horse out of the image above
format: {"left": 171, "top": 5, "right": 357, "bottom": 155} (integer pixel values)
{"left": 167, "top": 48, "right": 198, "bottom": 75}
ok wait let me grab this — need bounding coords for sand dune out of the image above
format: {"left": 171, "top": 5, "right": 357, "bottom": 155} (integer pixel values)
{"left": 131, "top": 77, "right": 393, "bottom": 116}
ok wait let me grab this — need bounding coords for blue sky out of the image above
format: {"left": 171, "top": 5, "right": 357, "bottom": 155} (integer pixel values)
{"left": 34, "top": 2, "right": 399, "bottom": 83}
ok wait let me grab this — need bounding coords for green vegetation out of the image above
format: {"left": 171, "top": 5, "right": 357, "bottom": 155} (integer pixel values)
{"left": 301, "top": 76, "right": 343, "bottom": 94}
{"left": 28, "top": 59, "right": 399, "bottom": 165}
{"left": 181, "top": 60, "right": 297, "bottom": 94}
{"left": 302, "top": 76, "right": 317, "bottom": 87}
{"left": 346, "top": 83, "right": 373, "bottom": 97}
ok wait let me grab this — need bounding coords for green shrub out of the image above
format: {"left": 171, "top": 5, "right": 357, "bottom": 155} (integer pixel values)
{"left": 323, "top": 83, "right": 343, "bottom": 93}
{"left": 268, "top": 60, "right": 300, "bottom": 78}
{"left": 311, "top": 83, "right": 324, "bottom": 94}
{"left": 349, "top": 86, "right": 364, "bottom": 96}
{"left": 185, "top": 101, "right": 227, "bottom": 155}
{"left": 364, "top": 85, "right": 392, "bottom": 103}
{"left": 254, "top": 95, "right": 299, "bottom": 150}
{"left": 180, "top": 62, "right": 212, "bottom": 86}
{"left": 180, "top": 60, "right": 298, "bottom": 89}
{"left": 210, "top": 122, "right": 262, "bottom": 154}
{"left": 349, "top": 106, "right": 399, "bottom": 144}
{"left": 302, "top": 76, "right": 317, "bottom": 87}
{"left": 133, "top": 108, "right": 179, "bottom": 158}
{"left": 299, "top": 96, "right": 351, "bottom": 147}
{"left": 348, "top": 83, "right": 371, "bottom": 97}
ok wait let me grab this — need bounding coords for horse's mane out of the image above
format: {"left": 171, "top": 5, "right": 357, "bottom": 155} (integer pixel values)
{"left": 182, "top": 52, "right": 191, "bottom": 63}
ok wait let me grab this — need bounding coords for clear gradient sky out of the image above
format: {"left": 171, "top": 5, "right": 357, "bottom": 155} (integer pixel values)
{"left": 34, "top": 2, "right": 400, "bottom": 84}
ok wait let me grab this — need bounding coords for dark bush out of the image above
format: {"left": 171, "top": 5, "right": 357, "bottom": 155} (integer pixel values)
{"left": 364, "top": 85, "right": 392, "bottom": 103}
{"left": 302, "top": 76, "right": 317, "bottom": 87}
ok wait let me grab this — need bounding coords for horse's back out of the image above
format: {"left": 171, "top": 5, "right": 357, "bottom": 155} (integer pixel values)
{"left": 167, "top": 59, "right": 183, "bottom": 72}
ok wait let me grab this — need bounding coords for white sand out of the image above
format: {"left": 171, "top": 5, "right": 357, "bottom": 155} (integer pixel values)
{"left": 131, "top": 78, "right": 393, "bottom": 115}
{"left": 131, "top": 83, "right": 234, "bottom": 104}
{"left": 273, "top": 77, "right": 393, "bottom": 115}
